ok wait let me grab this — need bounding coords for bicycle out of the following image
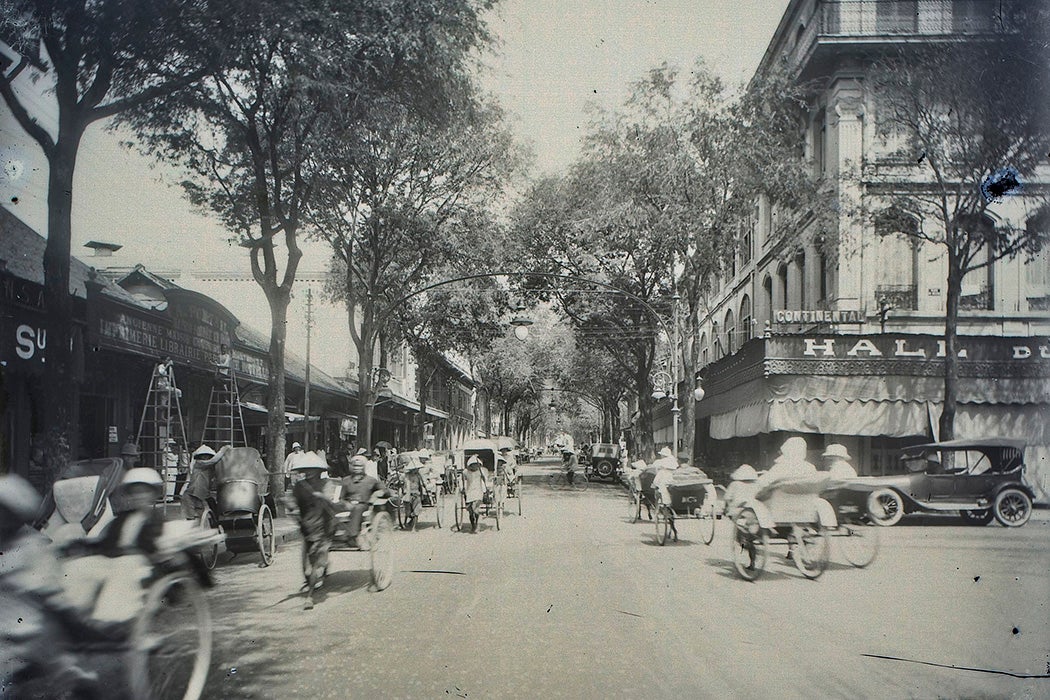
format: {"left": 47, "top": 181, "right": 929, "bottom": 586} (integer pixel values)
{"left": 547, "top": 470, "right": 589, "bottom": 491}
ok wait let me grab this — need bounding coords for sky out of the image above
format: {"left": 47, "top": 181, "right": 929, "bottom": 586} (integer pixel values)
{"left": 0, "top": 1, "right": 790, "bottom": 376}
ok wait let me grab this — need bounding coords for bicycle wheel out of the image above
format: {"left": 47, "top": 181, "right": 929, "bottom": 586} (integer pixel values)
{"left": 573, "top": 473, "right": 589, "bottom": 491}
{"left": 370, "top": 511, "right": 395, "bottom": 591}
{"left": 838, "top": 522, "right": 879, "bottom": 568}
{"left": 547, "top": 473, "right": 562, "bottom": 490}
{"left": 697, "top": 505, "right": 715, "bottom": 545}
{"left": 731, "top": 510, "right": 768, "bottom": 581}
{"left": 793, "top": 526, "right": 830, "bottom": 579}
{"left": 129, "top": 573, "right": 212, "bottom": 700}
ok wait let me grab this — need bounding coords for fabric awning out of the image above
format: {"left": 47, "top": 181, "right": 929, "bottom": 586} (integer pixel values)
{"left": 701, "top": 374, "right": 1050, "bottom": 440}
{"left": 240, "top": 402, "right": 319, "bottom": 422}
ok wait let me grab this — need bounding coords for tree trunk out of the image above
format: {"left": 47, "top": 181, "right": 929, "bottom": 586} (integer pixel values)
{"left": 634, "top": 362, "right": 655, "bottom": 462}
{"left": 601, "top": 403, "right": 613, "bottom": 442}
{"left": 679, "top": 326, "right": 698, "bottom": 464}
{"left": 41, "top": 135, "right": 83, "bottom": 477}
{"left": 416, "top": 360, "right": 429, "bottom": 450}
{"left": 356, "top": 309, "right": 376, "bottom": 452}
{"left": 265, "top": 290, "right": 290, "bottom": 495}
{"left": 940, "top": 255, "right": 963, "bottom": 441}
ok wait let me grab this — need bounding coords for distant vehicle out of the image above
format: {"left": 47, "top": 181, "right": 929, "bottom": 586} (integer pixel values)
{"left": 587, "top": 443, "right": 623, "bottom": 481}
{"left": 862, "top": 438, "right": 1035, "bottom": 527}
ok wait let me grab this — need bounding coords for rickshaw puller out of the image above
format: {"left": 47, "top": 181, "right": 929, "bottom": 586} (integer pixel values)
{"left": 462, "top": 456, "right": 488, "bottom": 533}
{"left": 290, "top": 461, "right": 335, "bottom": 610}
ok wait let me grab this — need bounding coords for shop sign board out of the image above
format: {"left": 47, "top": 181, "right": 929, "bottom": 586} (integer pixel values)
{"left": 90, "top": 296, "right": 234, "bottom": 369}
{"left": 772, "top": 309, "right": 863, "bottom": 324}
{"left": 1, "top": 296, "right": 84, "bottom": 378}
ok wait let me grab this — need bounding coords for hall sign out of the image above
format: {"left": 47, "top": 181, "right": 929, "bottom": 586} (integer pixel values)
{"left": 772, "top": 309, "right": 863, "bottom": 324}
{"left": 769, "top": 334, "right": 1050, "bottom": 364}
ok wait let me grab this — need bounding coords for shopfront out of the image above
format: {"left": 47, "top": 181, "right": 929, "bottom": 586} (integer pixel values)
{"left": 696, "top": 332, "right": 1050, "bottom": 499}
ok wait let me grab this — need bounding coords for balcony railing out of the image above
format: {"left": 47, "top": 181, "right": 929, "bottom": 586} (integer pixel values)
{"left": 794, "top": 1, "right": 1016, "bottom": 65}
{"left": 959, "top": 285, "right": 993, "bottom": 311}
{"left": 875, "top": 284, "right": 917, "bottom": 311}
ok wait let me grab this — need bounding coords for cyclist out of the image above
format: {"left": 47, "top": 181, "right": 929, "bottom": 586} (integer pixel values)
{"left": 560, "top": 446, "right": 578, "bottom": 486}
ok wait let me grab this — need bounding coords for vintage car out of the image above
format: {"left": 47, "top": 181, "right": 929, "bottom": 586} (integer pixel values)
{"left": 587, "top": 443, "right": 623, "bottom": 480}
{"left": 863, "top": 438, "right": 1036, "bottom": 528}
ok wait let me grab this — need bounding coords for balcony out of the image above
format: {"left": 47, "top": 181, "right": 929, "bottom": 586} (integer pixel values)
{"left": 875, "top": 284, "right": 917, "bottom": 311}
{"left": 959, "top": 285, "right": 993, "bottom": 311}
{"left": 792, "top": 1, "right": 1017, "bottom": 70}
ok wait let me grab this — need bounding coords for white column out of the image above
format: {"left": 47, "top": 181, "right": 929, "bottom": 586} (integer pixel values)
{"left": 832, "top": 88, "right": 866, "bottom": 312}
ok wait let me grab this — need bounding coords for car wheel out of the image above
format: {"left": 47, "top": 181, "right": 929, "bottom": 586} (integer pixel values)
{"left": 594, "top": 460, "right": 615, "bottom": 480}
{"left": 959, "top": 508, "right": 994, "bottom": 526}
{"left": 867, "top": 488, "right": 904, "bottom": 527}
{"left": 993, "top": 488, "right": 1032, "bottom": 528}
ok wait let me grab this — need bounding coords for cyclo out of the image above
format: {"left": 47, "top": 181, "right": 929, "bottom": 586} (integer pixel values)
{"left": 454, "top": 438, "right": 505, "bottom": 531}
{"left": 730, "top": 475, "right": 838, "bottom": 580}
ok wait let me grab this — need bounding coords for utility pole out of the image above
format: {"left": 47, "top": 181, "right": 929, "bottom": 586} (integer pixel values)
{"left": 304, "top": 287, "right": 313, "bottom": 451}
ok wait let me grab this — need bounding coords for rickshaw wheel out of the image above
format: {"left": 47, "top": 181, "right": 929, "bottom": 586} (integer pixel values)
{"left": 697, "top": 505, "right": 716, "bottom": 545}
{"left": 731, "top": 510, "right": 768, "bottom": 581}
{"left": 793, "top": 526, "right": 830, "bottom": 579}
{"left": 495, "top": 496, "right": 502, "bottom": 531}
{"left": 370, "top": 511, "right": 395, "bottom": 591}
{"left": 435, "top": 490, "right": 443, "bottom": 528}
{"left": 655, "top": 505, "right": 672, "bottom": 545}
{"left": 454, "top": 494, "right": 463, "bottom": 532}
{"left": 128, "top": 573, "right": 212, "bottom": 700}
{"left": 198, "top": 509, "right": 220, "bottom": 570}
{"left": 839, "top": 522, "right": 879, "bottom": 568}
{"left": 629, "top": 491, "right": 640, "bottom": 523}
{"left": 256, "top": 504, "right": 275, "bottom": 567}
{"left": 516, "top": 479, "right": 522, "bottom": 516}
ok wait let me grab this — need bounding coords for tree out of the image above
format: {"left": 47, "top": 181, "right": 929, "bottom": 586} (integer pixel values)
{"left": 0, "top": 0, "right": 210, "bottom": 466}
{"left": 870, "top": 12, "right": 1050, "bottom": 439}
{"left": 308, "top": 95, "right": 519, "bottom": 452}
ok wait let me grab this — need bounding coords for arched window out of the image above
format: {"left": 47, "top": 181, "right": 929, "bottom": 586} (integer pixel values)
{"left": 724, "top": 309, "right": 736, "bottom": 355}
{"left": 1025, "top": 212, "right": 1050, "bottom": 294}
{"left": 818, "top": 251, "right": 828, "bottom": 302}
{"left": 795, "top": 250, "right": 807, "bottom": 309}
{"left": 739, "top": 295, "right": 752, "bottom": 343}
{"left": 763, "top": 274, "right": 774, "bottom": 324}
{"left": 699, "top": 332, "right": 709, "bottom": 368}
{"left": 777, "top": 263, "right": 789, "bottom": 310}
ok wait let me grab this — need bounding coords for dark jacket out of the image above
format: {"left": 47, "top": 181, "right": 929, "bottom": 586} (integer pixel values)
{"left": 293, "top": 477, "right": 335, "bottom": 539}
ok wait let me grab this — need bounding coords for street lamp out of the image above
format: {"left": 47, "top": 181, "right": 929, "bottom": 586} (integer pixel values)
{"left": 509, "top": 302, "right": 533, "bottom": 342}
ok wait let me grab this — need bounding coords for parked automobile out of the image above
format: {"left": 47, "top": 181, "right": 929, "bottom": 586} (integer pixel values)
{"left": 863, "top": 438, "right": 1035, "bottom": 527}
{"left": 587, "top": 443, "right": 623, "bottom": 481}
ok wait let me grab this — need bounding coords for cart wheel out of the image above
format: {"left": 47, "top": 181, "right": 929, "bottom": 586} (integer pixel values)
{"left": 128, "top": 573, "right": 212, "bottom": 700}
{"left": 697, "top": 505, "right": 715, "bottom": 545}
{"left": 838, "top": 522, "right": 879, "bottom": 568}
{"left": 198, "top": 509, "right": 219, "bottom": 571}
{"left": 256, "top": 504, "right": 275, "bottom": 567}
{"left": 793, "top": 526, "right": 830, "bottom": 579}
{"left": 435, "top": 490, "right": 443, "bottom": 529}
{"left": 731, "top": 510, "right": 768, "bottom": 581}
{"left": 370, "top": 511, "right": 395, "bottom": 591}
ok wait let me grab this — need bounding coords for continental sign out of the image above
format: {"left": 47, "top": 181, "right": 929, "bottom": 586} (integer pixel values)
{"left": 772, "top": 309, "right": 863, "bottom": 324}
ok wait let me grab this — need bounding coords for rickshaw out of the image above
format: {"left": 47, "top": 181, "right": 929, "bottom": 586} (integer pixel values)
{"left": 730, "top": 475, "right": 838, "bottom": 581}
{"left": 318, "top": 478, "right": 396, "bottom": 591}
{"left": 454, "top": 438, "right": 505, "bottom": 531}
{"left": 388, "top": 451, "right": 444, "bottom": 530}
{"left": 203, "top": 446, "right": 277, "bottom": 567}
{"left": 653, "top": 477, "right": 720, "bottom": 546}
{"left": 821, "top": 479, "right": 881, "bottom": 567}
{"left": 629, "top": 465, "right": 658, "bottom": 522}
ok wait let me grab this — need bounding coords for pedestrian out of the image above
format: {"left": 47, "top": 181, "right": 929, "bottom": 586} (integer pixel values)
{"left": 374, "top": 445, "right": 390, "bottom": 481}
{"left": 290, "top": 459, "right": 335, "bottom": 610}
{"left": 120, "top": 442, "right": 140, "bottom": 471}
{"left": 356, "top": 447, "right": 379, "bottom": 481}
{"left": 461, "top": 455, "right": 488, "bottom": 532}
{"left": 822, "top": 444, "right": 858, "bottom": 479}
{"left": 181, "top": 445, "right": 217, "bottom": 521}
{"left": 756, "top": 436, "right": 817, "bottom": 490}
{"left": 401, "top": 460, "right": 424, "bottom": 531}
{"left": 283, "top": 441, "right": 306, "bottom": 489}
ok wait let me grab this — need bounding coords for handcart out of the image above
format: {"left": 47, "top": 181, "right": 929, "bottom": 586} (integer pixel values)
{"left": 653, "top": 479, "right": 719, "bottom": 546}
{"left": 730, "top": 476, "right": 837, "bottom": 581}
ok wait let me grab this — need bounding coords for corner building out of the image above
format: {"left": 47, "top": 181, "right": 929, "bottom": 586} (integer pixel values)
{"left": 692, "top": 0, "right": 1050, "bottom": 499}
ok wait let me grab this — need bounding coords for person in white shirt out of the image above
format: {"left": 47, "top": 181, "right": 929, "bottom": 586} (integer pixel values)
{"left": 823, "top": 444, "right": 858, "bottom": 479}
{"left": 755, "top": 436, "right": 817, "bottom": 491}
